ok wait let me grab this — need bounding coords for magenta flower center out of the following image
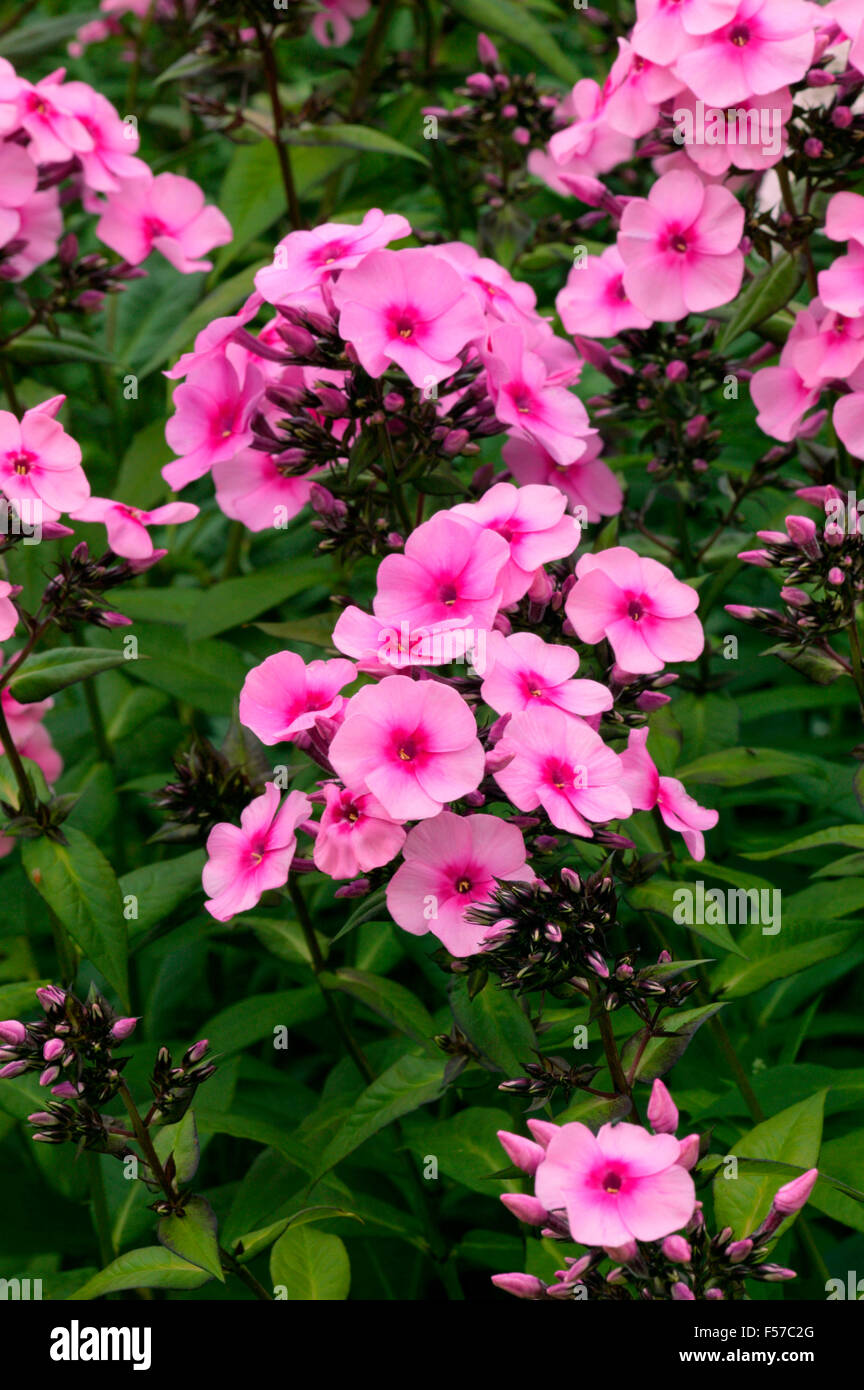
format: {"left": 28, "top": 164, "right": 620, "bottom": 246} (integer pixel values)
{"left": 439, "top": 583, "right": 459, "bottom": 605}
{"left": 455, "top": 876, "right": 473, "bottom": 894}
{"left": 670, "top": 234, "right": 688, "bottom": 254}
{"left": 544, "top": 757, "right": 573, "bottom": 790}
{"left": 602, "top": 1169, "right": 623, "bottom": 1193}
{"left": 729, "top": 24, "right": 750, "bottom": 46}
{"left": 389, "top": 310, "right": 417, "bottom": 340}
{"left": 11, "top": 454, "right": 32, "bottom": 476}
{"left": 397, "top": 738, "right": 417, "bottom": 762}
{"left": 627, "top": 598, "right": 645, "bottom": 621}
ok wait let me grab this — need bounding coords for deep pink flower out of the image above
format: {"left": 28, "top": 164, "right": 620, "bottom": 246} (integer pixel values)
{"left": 674, "top": 0, "right": 816, "bottom": 108}
{"left": 333, "top": 248, "right": 486, "bottom": 387}
{"left": 212, "top": 449, "right": 317, "bottom": 531}
{"left": 239, "top": 651, "right": 357, "bottom": 745}
{"left": 0, "top": 70, "right": 94, "bottom": 163}
{"left": 672, "top": 89, "right": 793, "bottom": 175}
{"left": 451, "top": 482, "right": 581, "bottom": 605}
{"left": 331, "top": 605, "right": 477, "bottom": 674}
{"left": 0, "top": 582, "right": 19, "bottom": 642}
{"left": 503, "top": 436, "right": 624, "bottom": 524}
{"left": 386, "top": 811, "right": 533, "bottom": 956}
{"left": 493, "top": 707, "right": 631, "bottom": 837}
{"left": 373, "top": 511, "right": 508, "bottom": 634}
{"left": 545, "top": 79, "right": 634, "bottom": 173}
{"left": 618, "top": 170, "right": 744, "bottom": 322}
{"left": 70, "top": 497, "right": 198, "bottom": 559}
{"left": 255, "top": 209, "right": 410, "bottom": 308}
{"left": 533, "top": 1119, "right": 697, "bottom": 1247}
{"left": 0, "top": 142, "right": 37, "bottom": 251}
{"left": 163, "top": 350, "right": 263, "bottom": 490}
{"left": 633, "top": 0, "right": 741, "bottom": 64}
{"left": 619, "top": 726, "right": 719, "bottom": 860}
{"left": 203, "top": 783, "right": 310, "bottom": 921}
{"left": 311, "top": 0, "right": 370, "bottom": 47}
{"left": 483, "top": 324, "right": 595, "bottom": 465}
{"left": 565, "top": 547, "right": 704, "bottom": 675}
{"left": 96, "top": 172, "right": 232, "bottom": 273}
{"left": 312, "top": 784, "right": 405, "bottom": 879}
{"left": 481, "top": 631, "right": 613, "bottom": 720}
{"left": 557, "top": 246, "right": 652, "bottom": 339}
{"left": 434, "top": 241, "right": 539, "bottom": 326}
{"left": 0, "top": 398, "right": 88, "bottom": 521}
{"left": 328, "top": 675, "right": 485, "bottom": 820}
{"left": 1, "top": 187, "right": 61, "bottom": 281}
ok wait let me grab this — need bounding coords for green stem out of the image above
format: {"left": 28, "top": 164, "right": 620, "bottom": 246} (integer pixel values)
{"left": 591, "top": 982, "right": 630, "bottom": 1098}
{"left": 82, "top": 676, "right": 114, "bottom": 765}
{"left": 708, "top": 1015, "right": 765, "bottom": 1123}
{"left": 252, "top": 15, "right": 303, "bottom": 230}
{"left": 0, "top": 695, "right": 36, "bottom": 817}
{"left": 220, "top": 1246, "right": 274, "bottom": 1301}
{"left": 848, "top": 617, "right": 864, "bottom": 718}
{"left": 221, "top": 519, "right": 245, "bottom": 581}
{"left": 117, "top": 1078, "right": 176, "bottom": 1202}
{"left": 87, "top": 1151, "right": 116, "bottom": 1269}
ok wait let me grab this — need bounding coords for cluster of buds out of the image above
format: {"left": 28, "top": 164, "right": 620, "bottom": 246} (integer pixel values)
{"left": 149, "top": 1038, "right": 216, "bottom": 1125}
{"left": 41, "top": 542, "right": 161, "bottom": 631}
{"left": 152, "top": 734, "right": 265, "bottom": 844}
{"left": 728, "top": 489, "right": 864, "bottom": 664}
{"left": 493, "top": 1081, "right": 818, "bottom": 1301}
{"left": 6, "top": 233, "right": 146, "bottom": 315}
{"left": 0, "top": 985, "right": 136, "bottom": 1106}
{"left": 774, "top": 61, "right": 864, "bottom": 205}
{"left": 422, "top": 33, "right": 559, "bottom": 203}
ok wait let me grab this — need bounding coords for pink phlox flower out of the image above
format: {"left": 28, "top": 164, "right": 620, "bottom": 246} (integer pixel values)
{"left": 51, "top": 82, "right": 149, "bottom": 192}
{"left": 604, "top": 37, "right": 686, "bottom": 137}
{"left": 164, "top": 292, "right": 263, "bottom": 380}
{"left": 0, "top": 142, "right": 38, "bottom": 251}
{"left": 557, "top": 245, "right": 653, "bottom": 339}
{"left": 493, "top": 706, "right": 631, "bottom": 837}
{"left": 328, "top": 674, "right": 485, "bottom": 820}
{"left": 0, "top": 398, "right": 88, "bottom": 521}
{"left": 480, "top": 631, "right": 613, "bottom": 720}
{"left": 483, "top": 323, "right": 595, "bottom": 465}
{"left": 534, "top": 1119, "right": 697, "bottom": 1247}
{"left": 450, "top": 481, "right": 581, "bottom": 605}
{"left": 633, "top": 0, "right": 741, "bottom": 64}
{"left": 333, "top": 247, "right": 486, "bottom": 387}
{"left": 617, "top": 169, "right": 744, "bottom": 322}
{"left": 255, "top": 209, "right": 410, "bottom": 308}
{"left": 565, "top": 546, "right": 704, "bottom": 675}
{"left": 69, "top": 496, "right": 198, "bottom": 559}
{"left": 545, "top": 79, "right": 635, "bottom": 173}
{"left": 385, "top": 810, "right": 533, "bottom": 956}
{"left": 239, "top": 650, "right": 357, "bottom": 746}
{"left": 503, "top": 435, "right": 624, "bottom": 523}
{"left": 163, "top": 347, "right": 264, "bottom": 491}
{"left": 671, "top": 88, "right": 793, "bottom": 175}
{"left": 203, "top": 783, "right": 311, "bottom": 921}
{"left": 433, "top": 241, "right": 539, "bottom": 326}
{"left": 673, "top": 0, "right": 817, "bottom": 108}
{"left": 313, "top": 783, "right": 405, "bottom": 879}
{"left": 1, "top": 187, "right": 62, "bottom": 281}
{"left": 310, "top": 0, "right": 370, "bottom": 48}
{"left": 373, "top": 510, "right": 509, "bottom": 633}
{"left": 96, "top": 171, "right": 232, "bottom": 273}
{"left": 212, "top": 448, "right": 318, "bottom": 531}
{"left": 619, "top": 726, "right": 718, "bottom": 860}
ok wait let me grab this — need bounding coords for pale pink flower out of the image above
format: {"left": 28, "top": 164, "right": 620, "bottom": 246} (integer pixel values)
{"left": 557, "top": 246, "right": 652, "bottom": 339}
{"left": 750, "top": 303, "right": 824, "bottom": 440}
{"left": 834, "top": 385, "right": 864, "bottom": 461}
{"left": 239, "top": 651, "right": 357, "bottom": 746}
{"left": 0, "top": 70, "right": 93, "bottom": 163}
{"left": 311, "top": 0, "right": 370, "bottom": 47}
{"left": 672, "top": 89, "right": 793, "bottom": 175}
{"left": 451, "top": 482, "right": 581, "bottom": 605}
{"left": 212, "top": 449, "right": 316, "bottom": 531}
{"left": 545, "top": 79, "right": 634, "bottom": 173}
{"left": 385, "top": 811, "right": 533, "bottom": 956}
{"left": 480, "top": 631, "right": 613, "bottom": 720}
{"left": 534, "top": 1119, "right": 697, "bottom": 1247}
{"left": 255, "top": 209, "right": 410, "bottom": 308}
{"left": 313, "top": 784, "right": 405, "bottom": 879}
{"left": 619, "top": 726, "right": 718, "bottom": 860}
{"left": 432, "top": 242, "right": 539, "bottom": 326}
{"left": 2, "top": 188, "right": 62, "bottom": 281}
{"left": 633, "top": 0, "right": 741, "bottom": 64}
{"left": 483, "top": 324, "right": 595, "bottom": 465}
{"left": 565, "top": 546, "right": 704, "bottom": 675}
{"left": 0, "top": 582, "right": 18, "bottom": 642}
{"left": 0, "top": 143, "right": 37, "bottom": 251}
{"left": 1, "top": 688, "right": 62, "bottom": 785}
{"left": 333, "top": 248, "right": 486, "bottom": 387}
{"left": 328, "top": 675, "right": 484, "bottom": 820}
{"left": 202, "top": 784, "right": 310, "bottom": 921}
{"left": 70, "top": 497, "right": 198, "bottom": 559}
{"left": 0, "top": 398, "right": 88, "bottom": 521}
{"left": 618, "top": 170, "right": 744, "bottom": 322}
{"left": 163, "top": 350, "right": 263, "bottom": 490}
{"left": 674, "top": 0, "right": 816, "bottom": 108}
{"left": 818, "top": 247, "right": 864, "bottom": 320}
{"left": 604, "top": 38, "right": 685, "bottom": 137}
{"left": 493, "top": 706, "right": 631, "bottom": 837}
{"left": 503, "top": 436, "right": 624, "bottom": 523}
{"left": 96, "top": 172, "right": 232, "bottom": 273}
{"left": 51, "top": 83, "right": 149, "bottom": 192}
{"left": 825, "top": 191, "right": 864, "bottom": 249}
{"left": 373, "top": 512, "right": 508, "bottom": 633}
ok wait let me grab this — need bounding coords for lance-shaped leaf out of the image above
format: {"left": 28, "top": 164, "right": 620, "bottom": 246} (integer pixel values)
{"left": 712, "top": 1092, "right": 825, "bottom": 1239}
{"left": 68, "top": 1246, "right": 212, "bottom": 1299}
{"left": 270, "top": 1225, "right": 351, "bottom": 1301}
{"left": 9, "top": 647, "right": 128, "bottom": 703}
{"left": 158, "top": 1195, "right": 224, "bottom": 1282}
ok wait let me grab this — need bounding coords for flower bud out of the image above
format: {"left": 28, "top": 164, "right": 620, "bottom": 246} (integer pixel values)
{"left": 497, "top": 1129, "right": 545, "bottom": 1175}
{"left": 490, "top": 1272, "right": 545, "bottom": 1299}
{"left": 662, "top": 1236, "right": 691, "bottom": 1263}
{"left": 42, "top": 1038, "right": 64, "bottom": 1062}
{"left": 0, "top": 1021, "right": 26, "bottom": 1045}
{"left": 110, "top": 1017, "right": 139, "bottom": 1042}
{"left": 500, "top": 1193, "right": 548, "bottom": 1225}
{"left": 647, "top": 1078, "right": 679, "bottom": 1134}
{"left": 671, "top": 1281, "right": 695, "bottom": 1300}
{"left": 772, "top": 1167, "right": 818, "bottom": 1215}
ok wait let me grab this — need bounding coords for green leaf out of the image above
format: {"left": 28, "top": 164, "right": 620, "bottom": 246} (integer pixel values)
{"left": 0, "top": 752, "right": 50, "bottom": 810}
{"left": 68, "top": 1246, "right": 212, "bottom": 1299}
{"left": 712, "top": 921, "right": 860, "bottom": 998}
{"left": 234, "top": 1207, "right": 361, "bottom": 1264}
{"left": 9, "top": 647, "right": 128, "bottom": 702}
{"left": 199, "top": 987, "right": 325, "bottom": 1055}
{"left": 3, "top": 325, "right": 114, "bottom": 366}
{"left": 674, "top": 746, "right": 829, "bottom": 787}
{"left": 447, "top": 0, "right": 580, "bottom": 83}
{"left": 624, "top": 881, "right": 747, "bottom": 958}
{"left": 316, "top": 1054, "right": 448, "bottom": 1178}
{"left": 407, "top": 1107, "right": 517, "bottom": 1197}
{"left": 745, "top": 825, "right": 864, "bottom": 859}
{"left": 715, "top": 253, "right": 805, "bottom": 351}
{"left": 113, "top": 254, "right": 203, "bottom": 373}
{"left": 320, "top": 968, "right": 435, "bottom": 1046}
{"left": 158, "top": 1195, "right": 225, "bottom": 1282}
{"left": 0, "top": 13, "right": 99, "bottom": 59}
{"left": 22, "top": 829, "right": 128, "bottom": 1005}
{"left": 138, "top": 261, "right": 267, "bottom": 378}
{"left": 449, "top": 975, "right": 537, "bottom": 1075}
{"left": 622, "top": 1003, "right": 725, "bottom": 1082}
{"left": 114, "top": 421, "right": 174, "bottom": 507}
{"left": 155, "top": 1110, "right": 200, "bottom": 1186}
{"left": 282, "top": 123, "right": 428, "bottom": 166}
{"left": 122, "top": 625, "right": 250, "bottom": 716}
{"left": 185, "top": 559, "right": 327, "bottom": 641}
{"left": 0, "top": 980, "right": 50, "bottom": 1017}
{"left": 713, "top": 1092, "right": 825, "bottom": 1239}
{"left": 270, "top": 1225, "right": 350, "bottom": 1300}
{"left": 121, "top": 851, "right": 206, "bottom": 937}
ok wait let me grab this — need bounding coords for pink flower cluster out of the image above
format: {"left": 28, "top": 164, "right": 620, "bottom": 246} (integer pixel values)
{"left": 162, "top": 210, "right": 623, "bottom": 525}
{"left": 752, "top": 193, "right": 864, "bottom": 459}
{"left": 0, "top": 56, "right": 230, "bottom": 282}
{"left": 202, "top": 486, "right": 716, "bottom": 946}
{"left": 0, "top": 688, "right": 62, "bottom": 858}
